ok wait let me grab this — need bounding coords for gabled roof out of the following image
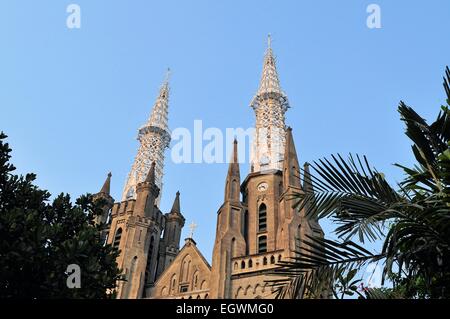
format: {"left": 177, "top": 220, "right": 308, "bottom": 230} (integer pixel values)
{"left": 153, "top": 238, "right": 211, "bottom": 287}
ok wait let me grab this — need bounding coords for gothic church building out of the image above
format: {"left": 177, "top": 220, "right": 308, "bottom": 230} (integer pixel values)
{"left": 93, "top": 38, "right": 323, "bottom": 299}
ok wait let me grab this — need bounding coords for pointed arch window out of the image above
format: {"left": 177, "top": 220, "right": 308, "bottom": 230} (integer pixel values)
{"left": 231, "top": 238, "right": 236, "bottom": 258}
{"left": 258, "top": 235, "right": 267, "bottom": 253}
{"left": 144, "top": 236, "right": 155, "bottom": 285}
{"left": 170, "top": 274, "right": 177, "bottom": 294}
{"left": 113, "top": 227, "right": 122, "bottom": 250}
{"left": 231, "top": 179, "right": 238, "bottom": 198}
{"left": 270, "top": 255, "right": 275, "bottom": 264}
{"left": 193, "top": 272, "right": 199, "bottom": 289}
{"left": 244, "top": 210, "right": 249, "bottom": 255}
{"left": 258, "top": 203, "right": 267, "bottom": 232}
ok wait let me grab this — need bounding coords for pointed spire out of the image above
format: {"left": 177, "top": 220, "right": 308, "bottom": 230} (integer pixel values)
{"left": 99, "top": 172, "right": 112, "bottom": 195}
{"left": 225, "top": 139, "right": 241, "bottom": 202}
{"left": 227, "top": 138, "right": 240, "bottom": 176}
{"left": 170, "top": 191, "right": 181, "bottom": 215}
{"left": 164, "top": 67, "right": 171, "bottom": 84}
{"left": 145, "top": 162, "right": 156, "bottom": 184}
{"left": 250, "top": 35, "right": 289, "bottom": 110}
{"left": 146, "top": 68, "right": 171, "bottom": 132}
{"left": 122, "top": 70, "right": 171, "bottom": 203}
{"left": 303, "top": 162, "right": 313, "bottom": 193}
{"left": 283, "top": 127, "right": 301, "bottom": 189}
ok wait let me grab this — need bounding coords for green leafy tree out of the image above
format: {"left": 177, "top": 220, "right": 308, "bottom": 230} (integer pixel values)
{"left": 0, "top": 132, "right": 121, "bottom": 298}
{"left": 272, "top": 67, "right": 450, "bottom": 299}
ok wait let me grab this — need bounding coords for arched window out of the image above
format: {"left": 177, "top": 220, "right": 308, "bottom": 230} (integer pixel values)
{"left": 258, "top": 236, "right": 267, "bottom": 253}
{"left": 231, "top": 238, "right": 236, "bottom": 258}
{"left": 244, "top": 210, "right": 249, "bottom": 255}
{"left": 194, "top": 273, "right": 198, "bottom": 288}
{"left": 270, "top": 255, "right": 275, "bottom": 264}
{"left": 248, "top": 259, "right": 253, "bottom": 268}
{"left": 258, "top": 204, "right": 267, "bottom": 232}
{"left": 186, "top": 260, "right": 191, "bottom": 282}
{"left": 241, "top": 260, "right": 246, "bottom": 269}
{"left": 113, "top": 228, "right": 122, "bottom": 250}
{"left": 263, "top": 257, "right": 268, "bottom": 265}
{"left": 144, "top": 236, "right": 155, "bottom": 285}
{"left": 170, "top": 275, "right": 177, "bottom": 293}
{"left": 180, "top": 255, "right": 192, "bottom": 283}
{"left": 172, "top": 225, "right": 176, "bottom": 241}
{"left": 278, "top": 255, "right": 282, "bottom": 262}
{"left": 231, "top": 179, "right": 238, "bottom": 198}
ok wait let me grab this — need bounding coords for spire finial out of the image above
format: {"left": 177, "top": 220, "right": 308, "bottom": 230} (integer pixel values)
{"left": 164, "top": 67, "right": 171, "bottom": 84}
{"left": 267, "top": 33, "right": 272, "bottom": 49}
{"left": 170, "top": 191, "right": 181, "bottom": 215}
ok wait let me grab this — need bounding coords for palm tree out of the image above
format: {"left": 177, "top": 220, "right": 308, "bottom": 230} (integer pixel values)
{"left": 270, "top": 67, "right": 450, "bottom": 299}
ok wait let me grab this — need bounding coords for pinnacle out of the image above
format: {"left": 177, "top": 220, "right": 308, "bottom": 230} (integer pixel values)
{"left": 145, "top": 162, "right": 156, "bottom": 184}
{"left": 99, "top": 172, "right": 112, "bottom": 195}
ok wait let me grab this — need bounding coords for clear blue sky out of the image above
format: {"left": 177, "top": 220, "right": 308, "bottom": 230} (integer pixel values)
{"left": 1, "top": 0, "right": 449, "bottom": 277}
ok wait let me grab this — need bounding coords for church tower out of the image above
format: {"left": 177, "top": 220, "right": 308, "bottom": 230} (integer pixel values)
{"left": 106, "top": 38, "right": 323, "bottom": 300}
{"left": 210, "top": 139, "right": 247, "bottom": 298}
{"left": 121, "top": 70, "right": 171, "bottom": 205}
{"left": 209, "top": 36, "right": 324, "bottom": 299}
{"left": 156, "top": 191, "right": 185, "bottom": 278}
{"left": 93, "top": 172, "right": 114, "bottom": 243}
{"left": 107, "top": 163, "right": 164, "bottom": 299}
{"left": 250, "top": 35, "right": 289, "bottom": 173}
{"left": 105, "top": 72, "right": 185, "bottom": 299}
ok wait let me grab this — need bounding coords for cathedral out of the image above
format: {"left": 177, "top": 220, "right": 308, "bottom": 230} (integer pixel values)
{"left": 93, "top": 37, "right": 324, "bottom": 299}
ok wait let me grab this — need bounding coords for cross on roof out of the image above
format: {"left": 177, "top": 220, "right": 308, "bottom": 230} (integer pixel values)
{"left": 188, "top": 222, "right": 197, "bottom": 239}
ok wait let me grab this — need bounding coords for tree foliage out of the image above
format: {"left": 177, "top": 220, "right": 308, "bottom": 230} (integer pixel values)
{"left": 272, "top": 66, "right": 450, "bottom": 299}
{"left": 0, "top": 132, "right": 121, "bottom": 298}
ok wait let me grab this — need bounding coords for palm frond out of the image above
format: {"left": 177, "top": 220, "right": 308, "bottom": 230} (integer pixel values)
{"left": 291, "top": 154, "right": 402, "bottom": 243}
{"left": 268, "top": 235, "right": 382, "bottom": 299}
{"left": 444, "top": 66, "right": 450, "bottom": 100}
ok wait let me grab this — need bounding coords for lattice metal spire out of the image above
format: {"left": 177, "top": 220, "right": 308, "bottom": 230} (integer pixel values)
{"left": 250, "top": 35, "right": 289, "bottom": 172}
{"left": 121, "top": 69, "right": 171, "bottom": 204}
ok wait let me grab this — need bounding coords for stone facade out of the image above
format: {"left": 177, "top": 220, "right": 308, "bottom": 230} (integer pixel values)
{"left": 94, "top": 38, "right": 324, "bottom": 299}
{"left": 150, "top": 238, "right": 211, "bottom": 299}
{"left": 100, "top": 163, "right": 184, "bottom": 299}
